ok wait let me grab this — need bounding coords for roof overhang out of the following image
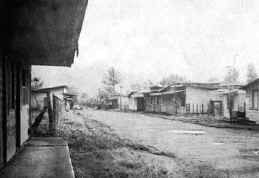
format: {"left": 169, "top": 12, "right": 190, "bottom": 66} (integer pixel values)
{"left": 242, "top": 78, "right": 259, "bottom": 90}
{"left": 8, "top": 0, "right": 88, "bottom": 67}
{"left": 149, "top": 90, "right": 185, "bottom": 96}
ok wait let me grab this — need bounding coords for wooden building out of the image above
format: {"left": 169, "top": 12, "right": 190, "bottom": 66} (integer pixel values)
{"left": 210, "top": 88, "right": 246, "bottom": 119}
{"left": 243, "top": 79, "right": 259, "bottom": 123}
{"left": 31, "top": 85, "right": 68, "bottom": 109}
{"left": 128, "top": 92, "right": 145, "bottom": 111}
{"left": 144, "top": 83, "right": 220, "bottom": 115}
{"left": 0, "top": 0, "right": 87, "bottom": 168}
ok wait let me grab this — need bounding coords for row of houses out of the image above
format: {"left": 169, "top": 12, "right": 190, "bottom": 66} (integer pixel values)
{"left": 107, "top": 80, "right": 259, "bottom": 123}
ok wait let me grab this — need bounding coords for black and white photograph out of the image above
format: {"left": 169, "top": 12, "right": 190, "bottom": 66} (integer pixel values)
{"left": 2, "top": 0, "right": 259, "bottom": 177}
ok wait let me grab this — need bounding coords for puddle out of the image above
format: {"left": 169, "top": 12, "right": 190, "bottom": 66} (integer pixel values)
{"left": 168, "top": 130, "right": 205, "bottom": 135}
{"left": 212, "top": 142, "right": 224, "bottom": 145}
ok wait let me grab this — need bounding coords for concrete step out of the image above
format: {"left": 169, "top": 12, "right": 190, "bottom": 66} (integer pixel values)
{"left": 0, "top": 137, "right": 75, "bottom": 178}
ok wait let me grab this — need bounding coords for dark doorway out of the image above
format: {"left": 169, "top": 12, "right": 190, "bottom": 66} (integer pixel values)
{"left": 137, "top": 98, "right": 145, "bottom": 111}
{"left": 211, "top": 101, "right": 223, "bottom": 117}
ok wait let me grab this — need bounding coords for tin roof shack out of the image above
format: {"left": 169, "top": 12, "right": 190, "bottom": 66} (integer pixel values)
{"left": 144, "top": 83, "right": 220, "bottom": 115}
{"left": 178, "top": 83, "right": 219, "bottom": 114}
{"left": 106, "top": 95, "right": 119, "bottom": 109}
{"left": 128, "top": 92, "right": 145, "bottom": 111}
{"left": 0, "top": 0, "right": 87, "bottom": 169}
{"left": 31, "top": 85, "right": 68, "bottom": 110}
{"left": 144, "top": 85, "right": 164, "bottom": 113}
{"left": 106, "top": 94, "right": 130, "bottom": 111}
{"left": 210, "top": 89, "right": 246, "bottom": 119}
{"left": 243, "top": 79, "right": 259, "bottom": 123}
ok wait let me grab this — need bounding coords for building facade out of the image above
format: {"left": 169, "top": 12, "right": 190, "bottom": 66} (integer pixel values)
{"left": 144, "top": 83, "right": 219, "bottom": 115}
{"left": 128, "top": 92, "right": 145, "bottom": 111}
{"left": 0, "top": 0, "right": 87, "bottom": 168}
{"left": 243, "top": 79, "right": 259, "bottom": 123}
{"left": 31, "top": 85, "right": 68, "bottom": 109}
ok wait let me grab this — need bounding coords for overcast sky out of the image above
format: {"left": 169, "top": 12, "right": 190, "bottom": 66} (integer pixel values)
{"left": 33, "top": 0, "right": 259, "bottom": 96}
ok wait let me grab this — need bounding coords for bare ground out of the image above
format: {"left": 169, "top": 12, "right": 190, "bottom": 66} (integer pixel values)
{"left": 58, "top": 111, "right": 229, "bottom": 178}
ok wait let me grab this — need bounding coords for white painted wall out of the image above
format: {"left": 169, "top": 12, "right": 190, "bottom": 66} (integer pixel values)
{"left": 128, "top": 98, "right": 138, "bottom": 111}
{"left": 118, "top": 96, "right": 130, "bottom": 111}
{"left": 20, "top": 104, "right": 30, "bottom": 145}
{"left": 185, "top": 87, "right": 213, "bottom": 113}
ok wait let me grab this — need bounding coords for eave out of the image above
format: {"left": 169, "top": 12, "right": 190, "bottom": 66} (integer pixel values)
{"left": 8, "top": 0, "right": 88, "bottom": 67}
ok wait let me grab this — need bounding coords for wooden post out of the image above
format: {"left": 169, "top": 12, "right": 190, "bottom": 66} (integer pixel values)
{"left": 47, "top": 92, "right": 54, "bottom": 135}
{"left": 53, "top": 95, "right": 57, "bottom": 135}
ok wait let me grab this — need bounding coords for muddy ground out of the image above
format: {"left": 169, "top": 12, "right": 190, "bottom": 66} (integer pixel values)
{"left": 58, "top": 111, "right": 228, "bottom": 178}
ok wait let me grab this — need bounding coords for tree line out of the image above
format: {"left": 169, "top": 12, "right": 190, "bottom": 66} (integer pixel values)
{"left": 99, "top": 63, "right": 258, "bottom": 101}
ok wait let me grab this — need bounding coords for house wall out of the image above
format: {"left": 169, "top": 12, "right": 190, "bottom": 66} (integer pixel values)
{"left": 128, "top": 97, "right": 138, "bottom": 111}
{"left": 0, "top": 51, "right": 3, "bottom": 167}
{"left": 212, "top": 91, "right": 246, "bottom": 119}
{"left": 245, "top": 82, "right": 259, "bottom": 123}
{"left": 31, "top": 92, "right": 47, "bottom": 109}
{"left": 50, "top": 88, "right": 66, "bottom": 99}
{"left": 20, "top": 65, "right": 31, "bottom": 145}
{"left": 160, "top": 94, "right": 184, "bottom": 114}
{"left": 0, "top": 58, "right": 31, "bottom": 165}
{"left": 5, "top": 60, "right": 17, "bottom": 162}
{"left": 185, "top": 87, "right": 213, "bottom": 113}
{"left": 144, "top": 96, "right": 153, "bottom": 112}
{"left": 118, "top": 96, "right": 130, "bottom": 111}
{"left": 144, "top": 93, "right": 185, "bottom": 114}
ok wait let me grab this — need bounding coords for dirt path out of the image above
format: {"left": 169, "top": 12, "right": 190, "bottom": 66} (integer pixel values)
{"left": 79, "top": 109, "right": 259, "bottom": 178}
{"left": 58, "top": 111, "right": 227, "bottom": 178}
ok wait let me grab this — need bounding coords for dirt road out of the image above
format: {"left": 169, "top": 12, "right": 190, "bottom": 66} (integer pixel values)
{"left": 81, "top": 109, "right": 259, "bottom": 178}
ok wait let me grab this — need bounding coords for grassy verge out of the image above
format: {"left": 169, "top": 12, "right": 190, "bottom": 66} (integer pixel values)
{"left": 58, "top": 111, "right": 228, "bottom": 178}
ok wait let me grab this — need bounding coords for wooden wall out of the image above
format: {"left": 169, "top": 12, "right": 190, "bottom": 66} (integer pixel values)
{"left": 0, "top": 50, "right": 4, "bottom": 168}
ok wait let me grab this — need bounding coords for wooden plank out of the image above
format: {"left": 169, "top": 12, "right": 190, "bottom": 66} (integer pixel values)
{"left": 3, "top": 57, "right": 7, "bottom": 163}
{"left": 6, "top": 60, "right": 17, "bottom": 161}
{"left": 16, "top": 63, "right": 21, "bottom": 148}
{"left": 0, "top": 55, "right": 3, "bottom": 167}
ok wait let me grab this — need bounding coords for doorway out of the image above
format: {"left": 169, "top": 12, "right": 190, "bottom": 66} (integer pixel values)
{"left": 211, "top": 101, "right": 223, "bottom": 117}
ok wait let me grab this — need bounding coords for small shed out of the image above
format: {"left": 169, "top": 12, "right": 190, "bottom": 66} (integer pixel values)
{"left": 128, "top": 92, "right": 145, "bottom": 111}
{"left": 210, "top": 89, "right": 246, "bottom": 119}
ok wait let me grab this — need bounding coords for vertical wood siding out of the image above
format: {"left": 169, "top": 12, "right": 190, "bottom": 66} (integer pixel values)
{"left": 0, "top": 52, "right": 3, "bottom": 167}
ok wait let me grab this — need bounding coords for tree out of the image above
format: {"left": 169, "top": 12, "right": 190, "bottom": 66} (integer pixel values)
{"left": 207, "top": 77, "right": 219, "bottom": 83}
{"left": 102, "top": 67, "right": 121, "bottom": 95}
{"left": 247, "top": 63, "right": 258, "bottom": 83}
{"left": 160, "top": 74, "right": 187, "bottom": 86}
{"left": 31, "top": 77, "right": 44, "bottom": 90}
{"left": 130, "top": 83, "right": 142, "bottom": 91}
{"left": 78, "top": 92, "right": 88, "bottom": 105}
{"left": 97, "top": 88, "right": 109, "bottom": 104}
{"left": 223, "top": 66, "right": 239, "bottom": 84}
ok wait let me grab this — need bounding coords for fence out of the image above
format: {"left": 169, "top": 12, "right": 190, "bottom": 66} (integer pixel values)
{"left": 50, "top": 95, "right": 64, "bottom": 135}
{"left": 185, "top": 103, "right": 207, "bottom": 114}
{"left": 30, "top": 93, "right": 65, "bottom": 136}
